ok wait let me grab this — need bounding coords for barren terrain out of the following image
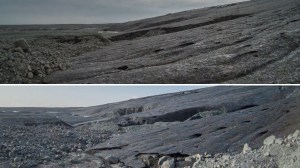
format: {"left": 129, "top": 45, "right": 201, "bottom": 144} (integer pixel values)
{"left": 1, "top": 86, "right": 300, "bottom": 167}
{"left": 1, "top": 0, "right": 300, "bottom": 83}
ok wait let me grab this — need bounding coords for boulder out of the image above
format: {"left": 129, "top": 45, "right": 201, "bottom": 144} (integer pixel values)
{"left": 293, "top": 130, "right": 300, "bottom": 138}
{"left": 161, "top": 158, "right": 175, "bottom": 168}
{"left": 264, "top": 135, "right": 276, "bottom": 146}
{"left": 14, "top": 38, "right": 30, "bottom": 52}
{"left": 242, "top": 143, "right": 252, "bottom": 154}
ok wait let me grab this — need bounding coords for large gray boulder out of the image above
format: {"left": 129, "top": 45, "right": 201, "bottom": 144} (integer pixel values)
{"left": 14, "top": 38, "right": 30, "bottom": 52}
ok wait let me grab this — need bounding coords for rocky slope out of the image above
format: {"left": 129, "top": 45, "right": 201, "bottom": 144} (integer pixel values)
{"left": 144, "top": 130, "right": 300, "bottom": 168}
{"left": 0, "top": 30, "right": 110, "bottom": 83}
{"left": 43, "top": 0, "right": 300, "bottom": 84}
{"left": 0, "top": 86, "right": 300, "bottom": 167}
{"left": 1, "top": 0, "right": 299, "bottom": 84}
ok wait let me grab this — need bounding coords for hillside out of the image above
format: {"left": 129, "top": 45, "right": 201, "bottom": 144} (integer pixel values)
{"left": 0, "top": 0, "right": 299, "bottom": 83}
{"left": 1, "top": 86, "right": 300, "bottom": 167}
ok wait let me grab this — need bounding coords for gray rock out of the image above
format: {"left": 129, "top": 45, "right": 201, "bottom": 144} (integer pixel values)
{"left": 46, "top": 68, "right": 53, "bottom": 75}
{"left": 161, "top": 158, "right": 175, "bottom": 168}
{"left": 27, "top": 65, "right": 32, "bottom": 72}
{"left": 13, "top": 157, "right": 20, "bottom": 162}
{"left": 264, "top": 136, "right": 276, "bottom": 146}
{"left": 140, "top": 154, "right": 158, "bottom": 167}
{"left": 192, "top": 160, "right": 202, "bottom": 168}
{"left": 158, "top": 156, "right": 171, "bottom": 165}
{"left": 27, "top": 72, "right": 34, "bottom": 79}
{"left": 14, "top": 38, "right": 30, "bottom": 52}
{"left": 185, "top": 156, "right": 196, "bottom": 162}
{"left": 242, "top": 143, "right": 252, "bottom": 154}
{"left": 293, "top": 130, "right": 300, "bottom": 138}
{"left": 54, "top": 155, "right": 60, "bottom": 160}
{"left": 105, "top": 155, "right": 119, "bottom": 164}
{"left": 275, "top": 138, "right": 283, "bottom": 145}
{"left": 264, "top": 151, "right": 271, "bottom": 157}
{"left": 43, "top": 155, "right": 50, "bottom": 161}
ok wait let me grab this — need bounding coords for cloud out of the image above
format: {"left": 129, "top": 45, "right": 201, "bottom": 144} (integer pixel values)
{"left": 0, "top": 0, "right": 246, "bottom": 24}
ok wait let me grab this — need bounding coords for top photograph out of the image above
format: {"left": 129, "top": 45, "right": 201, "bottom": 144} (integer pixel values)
{"left": 0, "top": 0, "right": 299, "bottom": 84}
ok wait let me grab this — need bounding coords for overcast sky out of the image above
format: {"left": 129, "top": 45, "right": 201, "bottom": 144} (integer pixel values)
{"left": 0, "top": 85, "right": 210, "bottom": 107}
{"left": 0, "top": 0, "right": 246, "bottom": 25}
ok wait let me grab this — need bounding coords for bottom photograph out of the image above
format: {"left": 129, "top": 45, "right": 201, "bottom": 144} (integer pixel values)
{"left": 0, "top": 85, "right": 299, "bottom": 168}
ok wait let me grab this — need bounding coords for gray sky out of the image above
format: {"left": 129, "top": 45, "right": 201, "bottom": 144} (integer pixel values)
{"left": 0, "top": 0, "right": 246, "bottom": 25}
{"left": 0, "top": 85, "right": 210, "bottom": 107}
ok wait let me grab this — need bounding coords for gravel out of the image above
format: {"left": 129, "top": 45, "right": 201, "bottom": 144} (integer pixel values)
{"left": 138, "top": 130, "right": 300, "bottom": 168}
{"left": 0, "top": 32, "right": 109, "bottom": 83}
{"left": 0, "top": 124, "right": 110, "bottom": 168}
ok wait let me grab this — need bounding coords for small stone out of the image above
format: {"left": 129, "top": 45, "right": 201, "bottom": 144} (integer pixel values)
{"left": 27, "top": 65, "right": 32, "bottom": 72}
{"left": 27, "top": 72, "right": 34, "bottom": 79}
{"left": 105, "top": 155, "right": 119, "bottom": 164}
{"left": 231, "top": 159, "right": 237, "bottom": 167}
{"left": 275, "top": 138, "right": 283, "bottom": 145}
{"left": 192, "top": 160, "right": 201, "bottom": 168}
{"left": 46, "top": 68, "right": 53, "bottom": 75}
{"left": 185, "top": 156, "right": 196, "bottom": 162}
{"left": 58, "top": 64, "right": 64, "bottom": 70}
{"left": 192, "top": 154, "right": 202, "bottom": 161}
{"left": 293, "top": 130, "right": 299, "bottom": 138}
{"left": 264, "top": 135, "right": 276, "bottom": 146}
{"left": 161, "top": 158, "right": 175, "bottom": 168}
{"left": 43, "top": 156, "right": 50, "bottom": 161}
{"left": 14, "top": 157, "right": 20, "bottom": 162}
{"left": 222, "top": 155, "right": 230, "bottom": 161}
{"left": 158, "top": 156, "right": 171, "bottom": 165}
{"left": 140, "top": 154, "right": 158, "bottom": 167}
{"left": 264, "top": 151, "right": 270, "bottom": 157}
{"left": 55, "top": 155, "right": 60, "bottom": 160}
{"left": 287, "top": 135, "right": 293, "bottom": 140}
{"left": 243, "top": 143, "right": 252, "bottom": 154}
{"left": 60, "top": 144, "right": 69, "bottom": 151}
